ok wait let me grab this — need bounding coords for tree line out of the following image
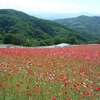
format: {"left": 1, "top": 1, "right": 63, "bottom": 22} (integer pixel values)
{"left": 2, "top": 33, "right": 79, "bottom": 46}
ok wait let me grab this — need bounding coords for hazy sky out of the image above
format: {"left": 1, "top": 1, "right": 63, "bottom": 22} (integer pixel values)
{"left": 0, "top": 0, "right": 100, "bottom": 14}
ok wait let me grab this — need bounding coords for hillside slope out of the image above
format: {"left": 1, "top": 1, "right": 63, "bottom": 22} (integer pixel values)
{"left": 0, "top": 9, "right": 99, "bottom": 46}
{"left": 55, "top": 15, "right": 100, "bottom": 35}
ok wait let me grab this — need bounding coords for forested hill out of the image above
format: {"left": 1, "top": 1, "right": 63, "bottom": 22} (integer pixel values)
{"left": 54, "top": 15, "right": 100, "bottom": 35}
{"left": 0, "top": 9, "right": 99, "bottom": 46}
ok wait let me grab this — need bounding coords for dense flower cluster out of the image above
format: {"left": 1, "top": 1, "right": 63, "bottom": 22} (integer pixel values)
{"left": 0, "top": 44, "right": 100, "bottom": 100}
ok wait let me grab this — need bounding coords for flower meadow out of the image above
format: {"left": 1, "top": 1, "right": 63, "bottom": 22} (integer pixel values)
{"left": 0, "top": 44, "right": 100, "bottom": 100}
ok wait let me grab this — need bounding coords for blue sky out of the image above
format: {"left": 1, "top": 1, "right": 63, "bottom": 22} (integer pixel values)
{"left": 0, "top": 0, "right": 100, "bottom": 14}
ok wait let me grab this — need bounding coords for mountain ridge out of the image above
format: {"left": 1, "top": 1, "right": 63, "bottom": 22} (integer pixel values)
{"left": 54, "top": 15, "right": 100, "bottom": 34}
{"left": 0, "top": 9, "right": 100, "bottom": 46}
{"left": 29, "top": 12, "right": 100, "bottom": 20}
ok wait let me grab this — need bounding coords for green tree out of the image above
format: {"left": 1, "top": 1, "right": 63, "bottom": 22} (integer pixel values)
{"left": 54, "top": 37, "right": 62, "bottom": 44}
{"left": 12, "top": 34, "right": 26, "bottom": 45}
{"left": 39, "top": 40, "right": 47, "bottom": 46}
{"left": 0, "top": 34, "right": 3, "bottom": 44}
{"left": 69, "top": 36, "right": 78, "bottom": 44}
{"left": 3, "top": 33, "right": 13, "bottom": 44}
{"left": 0, "top": 34, "right": 3, "bottom": 40}
{"left": 24, "top": 38, "right": 32, "bottom": 46}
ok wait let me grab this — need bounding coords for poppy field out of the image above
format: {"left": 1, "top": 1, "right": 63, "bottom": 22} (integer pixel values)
{"left": 0, "top": 44, "right": 100, "bottom": 100}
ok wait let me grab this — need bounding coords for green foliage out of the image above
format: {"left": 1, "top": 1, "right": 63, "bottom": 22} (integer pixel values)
{"left": 12, "top": 34, "right": 26, "bottom": 45}
{"left": 68, "top": 36, "right": 78, "bottom": 44}
{"left": 39, "top": 40, "right": 47, "bottom": 46}
{"left": 3, "top": 33, "right": 13, "bottom": 44}
{"left": 55, "top": 15, "right": 100, "bottom": 34}
{"left": 0, "top": 34, "right": 3, "bottom": 40}
{"left": 54, "top": 37, "right": 63, "bottom": 44}
{"left": 39, "top": 39, "right": 54, "bottom": 46}
{"left": 24, "top": 38, "right": 32, "bottom": 47}
{"left": 0, "top": 9, "right": 99, "bottom": 46}
{"left": 54, "top": 15, "right": 100, "bottom": 44}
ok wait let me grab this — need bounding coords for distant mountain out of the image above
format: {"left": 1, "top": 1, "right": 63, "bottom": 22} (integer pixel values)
{"left": 54, "top": 15, "right": 100, "bottom": 34}
{"left": 30, "top": 12, "right": 100, "bottom": 20}
{"left": 0, "top": 9, "right": 100, "bottom": 46}
{"left": 54, "top": 15, "right": 100, "bottom": 44}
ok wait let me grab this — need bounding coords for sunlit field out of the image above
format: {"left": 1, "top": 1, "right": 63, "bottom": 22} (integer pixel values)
{"left": 0, "top": 44, "right": 100, "bottom": 100}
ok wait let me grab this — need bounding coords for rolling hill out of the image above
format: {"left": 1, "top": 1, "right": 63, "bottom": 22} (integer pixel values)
{"left": 0, "top": 9, "right": 99, "bottom": 46}
{"left": 54, "top": 15, "right": 100, "bottom": 37}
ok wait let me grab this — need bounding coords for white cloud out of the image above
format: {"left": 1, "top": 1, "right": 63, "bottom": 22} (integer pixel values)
{"left": 21, "top": 0, "right": 86, "bottom": 13}
{"left": 0, "top": 0, "right": 100, "bottom": 14}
